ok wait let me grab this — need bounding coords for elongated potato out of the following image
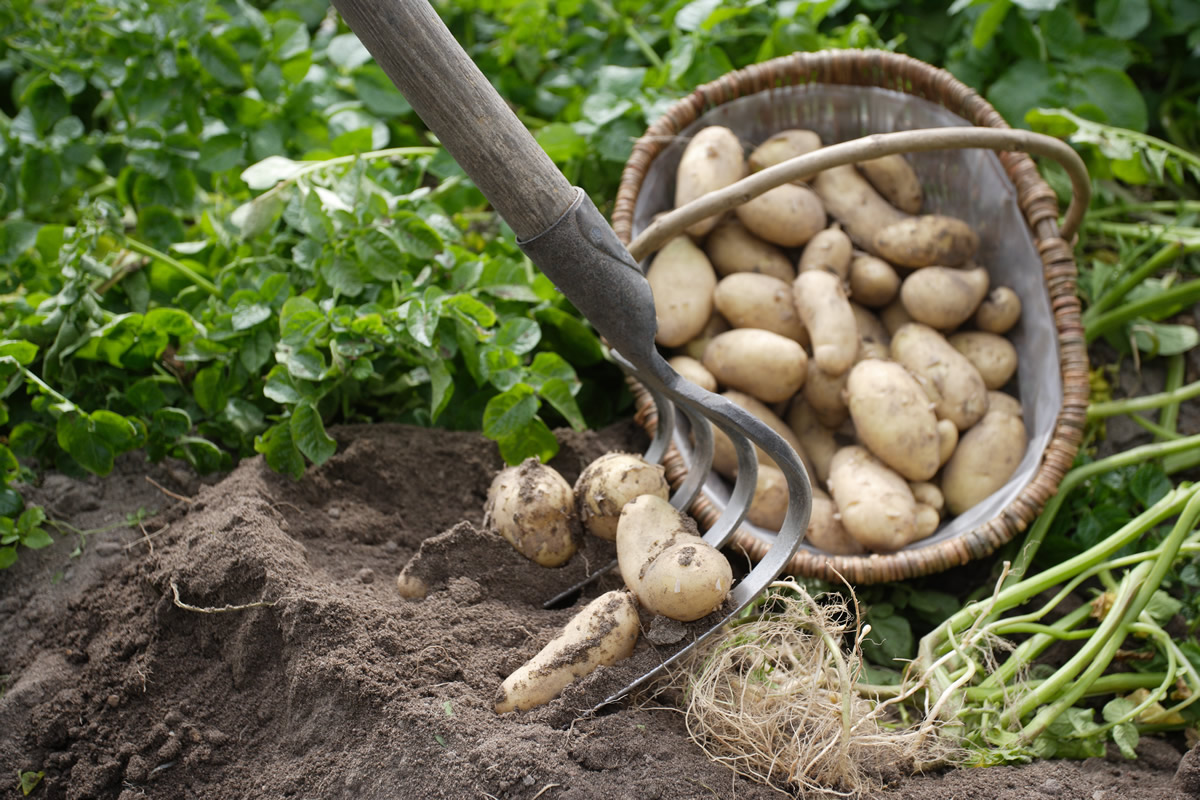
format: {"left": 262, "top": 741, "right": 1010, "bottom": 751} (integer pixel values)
{"left": 805, "top": 488, "right": 865, "bottom": 555}
{"left": 485, "top": 459, "right": 578, "bottom": 567}
{"left": 574, "top": 452, "right": 670, "bottom": 541}
{"left": 713, "top": 273, "right": 808, "bottom": 343}
{"left": 682, "top": 313, "right": 730, "bottom": 361}
{"left": 676, "top": 126, "right": 746, "bottom": 238}
{"left": 942, "top": 408, "right": 1027, "bottom": 515}
{"left": 848, "top": 254, "right": 901, "bottom": 308}
{"left": 872, "top": 215, "right": 979, "bottom": 268}
{"left": 798, "top": 226, "right": 852, "bottom": 279}
{"left": 891, "top": 323, "right": 989, "bottom": 431}
{"left": 786, "top": 399, "right": 838, "bottom": 485}
{"left": 974, "top": 286, "right": 1022, "bottom": 334}
{"left": 668, "top": 355, "right": 718, "bottom": 393}
{"left": 949, "top": 331, "right": 1018, "bottom": 390}
{"left": 794, "top": 270, "right": 858, "bottom": 376}
{"left": 495, "top": 589, "right": 639, "bottom": 713}
{"left": 844, "top": 359, "right": 941, "bottom": 481}
{"left": 748, "top": 129, "right": 823, "bottom": 174}
{"left": 735, "top": 183, "right": 826, "bottom": 248}
{"left": 811, "top": 165, "right": 908, "bottom": 251}
{"left": 900, "top": 265, "right": 990, "bottom": 331}
{"left": 617, "top": 495, "right": 733, "bottom": 621}
{"left": 647, "top": 236, "right": 718, "bottom": 347}
{"left": 828, "top": 446, "right": 922, "bottom": 552}
{"left": 704, "top": 218, "right": 795, "bottom": 282}
{"left": 857, "top": 154, "right": 923, "bottom": 214}
{"left": 702, "top": 329, "right": 808, "bottom": 404}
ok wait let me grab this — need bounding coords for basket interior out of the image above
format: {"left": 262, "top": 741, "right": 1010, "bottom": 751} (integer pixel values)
{"left": 630, "top": 84, "right": 1063, "bottom": 557}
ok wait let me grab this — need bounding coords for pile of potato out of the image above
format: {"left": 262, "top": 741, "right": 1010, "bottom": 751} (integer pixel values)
{"left": 651, "top": 125, "right": 1029, "bottom": 555}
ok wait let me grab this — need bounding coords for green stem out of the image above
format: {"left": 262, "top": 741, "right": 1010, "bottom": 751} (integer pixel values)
{"left": 589, "top": 0, "right": 665, "bottom": 70}
{"left": 256, "top": 146, "right": 439, "bottom": 201}
{"left": 964, "top": 671, "right": 1167, "bottom": 705}
{"left": 1085, "top": 277, "right": 1200, "bottom": 343}
{"left": 1087, "top": 378, "right": 1200, "bottom": 419}
{"left": 1082, "top": 240, "right": 1192, "bottom": 325}
{"left": 1158, "top": 353, "right": 1186, "bottom": 441}
{"left": 1129, "top": 414, "right": 1183, "bottom": 440}
{"left": 1084, "top": 220, "right": 1200, "bottom": 244}
{"left": 976, "top": 604, "right": 1100, "bottom": 691}
{"left": 122, "top": 238, "right": 219, "bottom": 296}
{"left": 1085, "top": 200, "right": 1200, "bottom": 220}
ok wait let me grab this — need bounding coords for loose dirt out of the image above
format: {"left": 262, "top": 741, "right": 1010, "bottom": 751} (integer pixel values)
{"left": 0, "top": 421, "right": 1193, "bottom": 799}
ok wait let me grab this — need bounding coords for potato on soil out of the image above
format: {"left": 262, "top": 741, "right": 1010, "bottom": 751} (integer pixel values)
{"left": 574, "top": 452, "right": 670, "bottom": 541}
{"left": 668, "top": 355, "right": 718, "bottom": 393}
{"left": 899, "top": 265, "right": 990, "bottom": 331}
{"left": 891, "top": 323, "right": 989, "bottom": 431}
{"left": 811, "top": 165, "right": 908, "bottom": 251}
{"left": 713, "top": 273, "right": 808, "bottom": 344}
{"left": 941, "top": 408, "right": 1028, "bottom": 516}
{"left": 805, "top": 489, "right": 865, "bottom": 555}
{"left": 494, "top": 589, "right": 639, "bottom": 713}
{"left": 974, "top": 286, "right": 1022, "bottom": 335}
{"left": 702, "top": 329, "right": 808, "bottom": 404}
{"left": 617, "top": 495, "right": 733, "bottom": 622}
{"left": 485, "top": 459, "right": 578, "bottom": 567}
{"left": 871, "top": 215, "right": 979, "bottom": 268}
{"left": 735, "top": 183, "right": 826, "bottom": 248}
{"left": 949, "top": 331, "right": 1018, "bottom": 390}
{"left": 747, "top": 129, "right": 823, "bottom": 174}
{"left": 827, "top": 446, "right": 924, "bottom": 552}
{"left": 848, "top": 254, "right": 900, "bottom": 308}
{"left": 675, "top": 126, "right": 746, "bottom": 238}
{"left": 704, "top": 218, "right": 795, "bottom": 282}
{"left": 646, "top": 236, "right": 718, "bottom": 347}
{"left": 798, "top": 226, "right": 852, "bottom": 279}
{"left": 856, "top": 154, "right": 923, "bottom": 214}
{"left": 793, "top": 270, "right": 858, "bottom": 376}
{"left": 844, "top": 359, "right": 941, "bottom": 482}
{"left": 682, "top": 313, "right": 730, "bottom": 361}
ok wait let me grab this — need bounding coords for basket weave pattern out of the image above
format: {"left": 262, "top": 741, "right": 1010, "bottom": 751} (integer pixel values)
{"left": 611, "top": 50, "right": 1089, "bottom": 584}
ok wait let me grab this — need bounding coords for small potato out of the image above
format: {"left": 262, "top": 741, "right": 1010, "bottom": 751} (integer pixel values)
{"left": 682, "top": 313, "right": 730, "bottom": 361}
{"left": 974, "top": 286, "right": 1022, "bottom": 334}
{"left": 857, "top": 155, "right": 923, "bottom": 214}
{"left": 713, "top": 273, "right": 808, "bottom": 343}
{"left": 574, "top": 452, "right": 670, "bottom": 541}
{"left": 675, "top": 126, "right": 746, "bottom": 238}
{"left": 798, "top": 226, "right": 852, "bottom": 280}
{"left": 987, "top": 391, "right": 1023, "bottom": 418}
{"left": 812, "top": 165, "right": 908, "bottom": 251}
{"left": 748, "top": 129, "right": 823, "bottom": 174}
{"left": 709, "top": 391, "right": 813, "bottom": 481}
{"left": 828, "top": 446, "right": 922, "bottom": 552}
{"left": 914, "top": 503, "right": 941, "bottom": 539}
{"left": 851, "top": 303, "right": 890, "bottom": 352}
{"left": 748, "top": 464, "right": 788, "bottom": 530}
{"left": 704, "top": 218, "right": 795, "bottom": 282}
{"left": 844, "top": 359, "right": 941, "bottom": 482}
{"left": 702, "top": 329, "right": 808, "bottom": 404}
{"left": 900, "top": 265, "right": 990, "bottom": 331}
{"left": 803, "top": 366, "right": 850, "bottom": 429}
{"left": 942, "top": 409, "right": 1028, "bottom": 515}
{"left": 786, "top": 399, "right": 838, "bottom": 485}
{"left": 949, "top": 331, "right": 1018, "bottom": 390}
{"left": 668, "top": 355, "right": 718, "bottom": 393}
{"left": 735, "top": 183, "right": 827, "bottom": 248}
{"left": 617, "top": 495, "right": 733, "bottom": 621}
{"left": 891, "top": 323, "right": 989, "bottom": 431}
{"left": 495, "top": 589, "right": 639, "bottom": 713}
{"left": 485, "top": 459, "right": 578, "bottom": 567}
{"left": 848, "top": 254, "right": 900, "bottom": 308}
{"left": 805, "top": 488, "right": 865, "bottom": 555}
{"left": 647, "top": 236, "right": 718, "bottom": 347}
{"left": 880, "top": 297, "right": 915, "bottom": 335}
{"left": 937, "top": 419, "right": 959, "bottom": 466}
{"left": 794, "top": 270, "right": 858, "bottom": 376}
{"left": 909, "top": 481, "right": 944, "bottom": 514}
{"left": 871, "top": 215, "right": 979, "bottom": 268}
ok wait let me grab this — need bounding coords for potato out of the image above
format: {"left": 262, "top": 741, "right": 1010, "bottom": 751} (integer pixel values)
{"left": 846, "top": 254, "right": 900, "bottom": 309}
{"left": 793, "top": 270, "right": 858, "bottom": 376}
{"left": 735, "top": 183, "right": 826, "bottom": 248}
{"left": 395, "top": 570, "right": 428, "bottom": 599}
{"left": 713, "top": 273, "right": 808, "bottom": 344}
{"left": 937, "top": 419, "right": 959, "bottom": 466}
{"left": 987, "top": 391, "right": 1023, "bottom": 418}
{"left": 909, "top": 481, "right": 944, "bottom": 515}
{"left": 702, "top": 329, "right": 808, "bottom": 404}
{"left": 668, "top": 355, "right": 718, "bottom": 393}
{"left": 803, "top": 365, "right": 850, "bottom": 429}
{"left": 974, "top": 286, "right": 1022, "bottom": 335}
{"left": 704, "top": 218, "right": 795, "bottom": 282}
{"left": 871, "top": 215, "right": 979, "bottom": 268}
{"left": 574, "top": 452, "right": 670, "bottom": 541}
{"left": 949, "top": 331, "right": 1018, "bottom": 390}
{"left": 786, "top": 399, "right": 838, "bottom": 485}
{"left": 891, "top": 323, "right": 989, "bottom": 431}
{"left": 827, "top": 446, "right": 923, "bottom": 552}
{"left": 495, "top": 589, "right": 639, "bottom": 713}
{"left": 857, "top": 154, "right": 923, "bottom": 214}
{"left": 880, "top": 297, "right": 915, "bottom": 335}
{"left": 844, "top": 359, "right": 941, "bottom": 481}
{"left": 748, "top": 464, "right": 788, "bottom": 530}
{"left": 900, "top": 265, "right": 990, "bottom": 331}
{"left": 485, "top": 459, "right": 578, "bottom": 567}
{"left": 747, "top": 129, "right": 823, "bottom": 174}
{"left": 682, "top": 313, "right": 730, "bottom": 361}
{"left": 798, "top": 226, "right": 852, "bottom": 280}
{"left": 675, "top": 126, "right": 746, "bottom": 238}
{"left": 617, "top": 495, "right": 733, "bottom": 621}
{"left": 708, "top": 390, "right": 813, "bottom": 481}
{"left": 851, "top": 303, "right": 891, "bottom": 352}
{"left": 941, "top": 408, "right": 1027, "bottom": 516}
{"left": 805, "top": 488, "right": 865, "bottom": 555}
{"left": 811, "top": 165, "right": 908, "bottom": 251}
{"left": 647, "top": 236, "right": 718, "bottom": 347}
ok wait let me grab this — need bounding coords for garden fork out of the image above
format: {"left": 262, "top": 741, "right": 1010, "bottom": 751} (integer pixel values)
{"left": 331, "top": 0, "right": 812, "bottom": 707}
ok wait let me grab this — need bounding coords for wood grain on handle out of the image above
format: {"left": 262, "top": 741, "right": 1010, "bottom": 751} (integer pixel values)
{"left": 331, "top": 0, "right": 576, "bottom": 240}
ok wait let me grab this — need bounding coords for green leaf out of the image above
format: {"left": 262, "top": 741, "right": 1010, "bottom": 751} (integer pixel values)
{"left": 496, "top": 416, "right": 558, "bottom": 465}
{"left": 538, "top": 378, "right": 585, "bottom": 431}
{"left": 152, "top": 407, "right": 192, "bottom": 439}
{"left": 232, "top": 303, "right": 272, "bottom": 331}
{"left": 676, "top": 0, "right": 724, "bottom": 31}
{"left": 444, "top": 295, "right": 496, "bottom": 328}
{"left": 20, "top": 526, "right": 53, "bottom": 550}
{"left": 353, "top": 64, "right": 412, "bottom": 116}
{"left": 1074, "top": 66, "right": 1147, "bottom": 132}
{"left": 862, "top": 607, "right": 914, "bottom": 666}
{"left": 89, "top": 410, "right": 139, "bottom": 449}
{"left": 406, "top": 298, "right": 440, "bottom": 348}
{"left": 536, "top": 123, "right": 588, "bottom": 163}
{"left": 242, "top": 156, "right": 304, "bottom": 190}
{"left": 357, "top": 229, "right": 406, "bottom": 281}
{"left": 0, "top": 340, "right": 38, "bottom": 365}
{"left": 199, "top": 133, "right": 245, "bottom": 173}
{"left": 192, "top": 365, "right": 227, "bottom": 416}
{"left": 482, "top": 384, "right": 538, "bottom": 439}
{"left": 1096, "top": 0, "right": 1150, "bottom": 39}
{"left": 0, "top": 487, "right": 24, "bottom": 517}
{"left": 256, "top": 422, "right": 306, "bottom": 479}
{"left": 0, "top": 545, "right": 17, "bottom": 569}
{"left": 290, "top": 402, "right": 337, "bottom": 465}
{"left": 971, "top": 0, "right": 1011, "bottom": 48}
{"left": 263, "top": 366, "right": 304, "bottom": 404}
{"left": 429, "top": 359, "right": 453, "bottom": 422}
{"left": 196, "top": 34, "right": 245, "bottom": 89}
{"left": 1144, "top": 590, "right": 1183, "bottom": 625}
{"left": 178, "top": 436, "right": 227, "bottom": 474}
{"left": 1130, "top": 463, "right": 1171, "bottom": 508}
{"left": 239, "top": 327, "right": 275, "bottom": 373}
{"left": 1130, "top": 321, "right": 1199, "bottom": 356}
{"left": 494, "top": 318, "right": 540, "bottom": 355}
{"left": 282, "top": 347, "right": 327, "bottom": 381}
{"left": 57, "top": 414, "right": 115, "bottom": 476}
{"left": 1112, "top": 722, "right": 1139, "bottom": 760}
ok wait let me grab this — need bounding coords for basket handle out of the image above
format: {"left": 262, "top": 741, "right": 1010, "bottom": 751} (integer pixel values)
{"left": 627, "top": 127, "right": 1090, "bottom": 262}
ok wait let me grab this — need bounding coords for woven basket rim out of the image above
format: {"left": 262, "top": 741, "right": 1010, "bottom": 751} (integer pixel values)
{"left": 613, "top": 49, "right": 1090, "bottom": 584}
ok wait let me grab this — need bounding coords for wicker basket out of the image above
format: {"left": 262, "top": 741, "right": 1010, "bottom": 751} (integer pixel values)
{"left": 611, "top": 50, "right": 1090, "bottom": 584}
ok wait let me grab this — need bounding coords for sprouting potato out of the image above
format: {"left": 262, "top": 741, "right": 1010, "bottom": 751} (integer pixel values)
{"left": 485, "top": 459, "right": 578, "bottom": 567}
{"left": 675, "top": 126, "right": 746, "bottom": 238}
{"left": 704, "top": 218, "right": 795, "bottom": 282}
{"left": 646, "top": 236, "right": 718, "bottom": 347}
{"left": 574, "top": 452, "right": 670, "bottom": 541}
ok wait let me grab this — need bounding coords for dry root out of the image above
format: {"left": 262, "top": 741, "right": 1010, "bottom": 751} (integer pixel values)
{"left": 663, "top": 580, "right": 960, "bottom": 797}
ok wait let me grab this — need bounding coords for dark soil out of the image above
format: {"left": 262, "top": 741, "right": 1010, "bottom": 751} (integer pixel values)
{"left": 0, "top": 421, "right": 1194, "bottom": 799}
